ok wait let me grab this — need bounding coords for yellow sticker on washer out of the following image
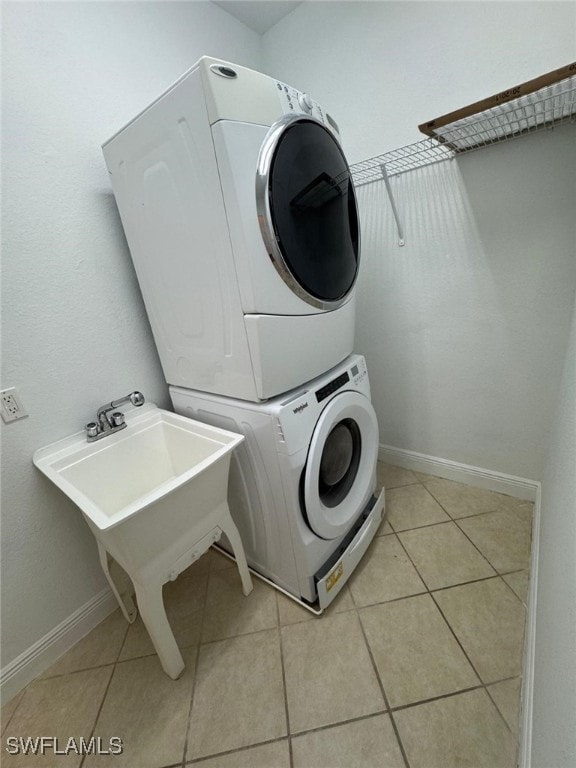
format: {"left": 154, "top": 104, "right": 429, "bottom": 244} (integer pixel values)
{"left": 326, "top": 562, "right": 344, "bottom": 592}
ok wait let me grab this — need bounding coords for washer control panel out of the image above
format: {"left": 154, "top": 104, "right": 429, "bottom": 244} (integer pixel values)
{"left": 350, "top": 358, "right": 368, "bottom": 387}
{"left": 314, "top": 357, "right": 368, "bottom": 403}
{"left": 315, "top": 372, "right": 350, "bottom": 404}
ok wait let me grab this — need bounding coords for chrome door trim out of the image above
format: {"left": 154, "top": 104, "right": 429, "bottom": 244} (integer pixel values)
{"left": 255, "top": 114, "right": 360, "bottom": 311}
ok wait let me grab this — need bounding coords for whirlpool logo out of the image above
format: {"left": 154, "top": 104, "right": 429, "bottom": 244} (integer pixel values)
{"left": 293, "top": 402, "right": 309, "bottom": 415}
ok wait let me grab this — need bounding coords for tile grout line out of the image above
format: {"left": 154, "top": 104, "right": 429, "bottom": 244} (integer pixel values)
{"left": 422, "top": 479, "right": 501, "bottom": 519}
{"left": 387, "top": 479, "right": 498, "bottom": 553}
{"left": 348, "top": 581, "right": 412, "bottom": 768}
{"left": 275, "top": 593, "right": 294, "bottom": 768}
{"left": 444, "top": 495, "right": 530, "bottom": 603}
{"left": 352, "top": 571, "right": 520, "bottom": 612}
{"left": 78, "top": 663, "right": 118, "bottom": 768}
{"left": 194, "top": 620, "right": 283, "bottom": 649}
{"left": 413, "top": 483, "right": 532, "bottom": 744}
{"left": 389, "top": 684, "right": 485, "bottom": 713}
{"left": 387, "top": 471, "right": 531, "bottom": 747}
{"left": 181, "top": 564, "right": 213, "bottom": 767}
{"left": 113, "top": 606, "right": 134, "bottom": 667}
{"left": 35, "top": 642, "right": 210, "bottom": 683}
{"left": 384, "top": 521, "right": 529, "bottom": 604}
{"left": 35, "top": 608, "right": 130, "bottom": 682}
{"left": 482, "top": 679, "right": 521, "bottom": 740}
{"left": 385, "top": 482, "right": 533, "bottom": 532}
{"left": 393, "top": 477, "right": 532, "bottom": 607}
{"left": 392, "top": 529, "right": 485, "bottom": 675}
{"left": 498, "top": 573, "right": 530, "bottom": 606}
{"left": 450, "top": 514, "right": 516, "bottom": 576}
{"left": 393, "top": 532, "right": 488, "bottom": 689}
{"left": 77, "top": 606, "right": 131, "bottom": 768}
{"left": 1, "top": 689, "right": 27, "bottom": 738}
{"left": 181, "top": 568, "right": 287, "bottom": 766}
{"left": 392, "top": 531, "right": 516, "bottom": 736}
{"left": 449, "top": 516, "right": 531, "bottom": 608}
{"left": 289, "top": 708, "right": 388, "bottom": 740}
{"left": 185, "top": 736, "right": 290, "bottom": 765}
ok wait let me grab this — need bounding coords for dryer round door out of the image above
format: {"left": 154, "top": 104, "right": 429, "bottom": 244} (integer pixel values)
{"left": 303, "top": 391, "right": 378, "bottom": 540}
{"left": 256, "top": 115, "right": 360, "bottom": 311}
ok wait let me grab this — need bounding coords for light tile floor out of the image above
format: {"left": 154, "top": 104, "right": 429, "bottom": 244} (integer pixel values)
{"left": 1, "top": 462, "right": 533, "bottom": 768}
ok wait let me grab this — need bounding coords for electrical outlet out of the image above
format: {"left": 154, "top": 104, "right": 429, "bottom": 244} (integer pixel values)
{"left": 1, "top": 387, "right": 28, "bottom": 423}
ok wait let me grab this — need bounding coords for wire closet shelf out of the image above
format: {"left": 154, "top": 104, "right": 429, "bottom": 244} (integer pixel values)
{"left": 350, "top": 64, "right": 576, "bottom": 188}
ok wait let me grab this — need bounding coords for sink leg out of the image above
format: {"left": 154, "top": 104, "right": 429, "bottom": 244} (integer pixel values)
{"left": 220, "top": 511, "right": 253, "bottom": 597}
{"left": 134, "top": 582, "right": 185, "bottom": 680}
{"left": 97, "top": 543, "right": 137, "bottom": 623}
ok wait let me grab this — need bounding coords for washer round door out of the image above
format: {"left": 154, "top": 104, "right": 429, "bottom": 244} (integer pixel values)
{"left": 256, "top": 115, "right": 360, "bottom": 311}
{"left": 303, "top": 391, "right": 378, "bottom": 540}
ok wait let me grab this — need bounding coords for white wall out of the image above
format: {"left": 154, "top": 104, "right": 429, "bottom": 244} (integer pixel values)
{"left": 531, "top": 300, "right": 576, "bottom": 767}
{"left": 1, "top": 1, "right": 260, "bottom": 672}
{"left": 262, "top": 1, "right": 575, "bottom": 163}
{"left": 355, "top": 129, "right": 575, "bottom": 479}
{"left": 262, "top": 1, "right": 576, "bottom": 479}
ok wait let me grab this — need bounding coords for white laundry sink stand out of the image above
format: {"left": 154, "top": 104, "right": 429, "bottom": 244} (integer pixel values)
{"left": 34, "top": 403, "right": 252, "bottom": 679}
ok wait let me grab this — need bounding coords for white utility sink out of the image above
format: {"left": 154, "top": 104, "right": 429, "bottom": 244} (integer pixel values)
{"left": 33, "top": 403, "right": 243, "bottom": 531}
{"left": 33, "top": 403, "right": 252, "bottom": 679}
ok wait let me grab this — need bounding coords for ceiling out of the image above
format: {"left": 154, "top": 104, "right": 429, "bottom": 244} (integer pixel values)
{"left": 212, "top": 1, "right": 302, "bottom": 34}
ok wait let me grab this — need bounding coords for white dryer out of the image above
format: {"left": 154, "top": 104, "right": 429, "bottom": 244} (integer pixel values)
{"left": 170, "top": 355, "right": 385, "bottom": 609}
{"left": 103, "top": 57, "right": 360, "bottom": 402}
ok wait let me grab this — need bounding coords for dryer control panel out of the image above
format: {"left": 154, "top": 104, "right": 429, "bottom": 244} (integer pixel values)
{"left": 275, "top": 81, "right": 340, "bottom": 136}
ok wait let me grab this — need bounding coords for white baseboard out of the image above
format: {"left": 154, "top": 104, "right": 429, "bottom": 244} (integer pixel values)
{"left": 378, "top": 444, "right": 539, "bottom": 501}
{"left": 1, "top": 588, "right": 117, "bottom": 705}
{"left": 518, "top": 483, "right": 541, "bottom": 768}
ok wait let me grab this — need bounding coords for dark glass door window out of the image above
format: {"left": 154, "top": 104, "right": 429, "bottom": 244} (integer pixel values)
{"left": 318, "top": 419, "right": 361, "bottom": 508}
{"left": 268, "top": 120, "right": 359, "bottom": 303}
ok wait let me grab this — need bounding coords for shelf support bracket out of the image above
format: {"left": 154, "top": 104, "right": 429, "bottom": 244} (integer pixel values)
{"left": 381, "top": 164, "right": 405, "bottom": 246}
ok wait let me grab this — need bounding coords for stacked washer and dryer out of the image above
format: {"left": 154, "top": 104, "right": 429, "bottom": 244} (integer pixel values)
{"left": 103, "top": 57, "right": 384, "bottom": 610}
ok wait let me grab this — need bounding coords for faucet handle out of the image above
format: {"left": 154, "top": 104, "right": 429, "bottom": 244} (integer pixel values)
{"left": 86, "top": 422, "right": 99, "bottom": 438}
{"left": 110, "top": 411, "right": 125, "bottom": 428}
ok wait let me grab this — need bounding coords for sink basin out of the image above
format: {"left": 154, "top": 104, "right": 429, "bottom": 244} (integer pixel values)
{"left": 33, "top": 403, "right": 244, "bottom": 531}
{"left": 34, "top": 403, "right": 250, "bottom": 680}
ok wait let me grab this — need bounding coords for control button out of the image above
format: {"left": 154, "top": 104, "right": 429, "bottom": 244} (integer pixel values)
{"left": 277, "top": 82, "right": 282, "bottom": 90}
{"left": 298, "top": 93, "right": 313, "bottom": 113}
{"left": 210, "top": 64, "right": 237, "bottom": 79}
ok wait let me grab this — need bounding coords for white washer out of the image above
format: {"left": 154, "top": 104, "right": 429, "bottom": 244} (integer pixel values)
{"left": 170, "top": 355, "right": 385, "bottom": 609}
{"left": 103, "top": 56, "right": 360, "bottom": 402}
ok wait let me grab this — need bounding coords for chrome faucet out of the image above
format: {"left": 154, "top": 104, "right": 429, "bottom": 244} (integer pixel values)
{"left": 85, "top": 391, "right": 145, "bottom": 442}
